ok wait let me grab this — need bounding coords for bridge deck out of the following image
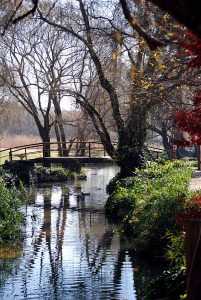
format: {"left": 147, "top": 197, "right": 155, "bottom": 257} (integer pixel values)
{"left": 18, "top": 156, "right": 114, "bottom": 165}
{"left": 0, "top": 141, "right": 165, "bottom": 165}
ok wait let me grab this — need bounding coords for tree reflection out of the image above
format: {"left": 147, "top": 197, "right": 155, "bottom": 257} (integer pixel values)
{"left": 0, "top": 173, "right": 138, "bottom": 300}
{"left": 13, "top": 184, "right": 70, "bottom": 299}
{"left": 85, "top": 229, "right": 114, "bottom": 274}
{"left": 43, "top": 185, "right": 69, "bottom": 297}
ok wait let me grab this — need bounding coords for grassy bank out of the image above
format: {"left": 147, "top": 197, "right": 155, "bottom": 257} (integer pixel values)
{"left": 105, "top": 160, "right": 194, "bottom": 299}
{"left": 105, "top": 161, "right": 193, "bottom": 247}
{"left": 0, "top": 178, "right": 26, "bottom": 243}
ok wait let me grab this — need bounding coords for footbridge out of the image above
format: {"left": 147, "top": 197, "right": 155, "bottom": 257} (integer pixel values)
{"left": 0, "top": 141, "right": 164, "bottom": 165}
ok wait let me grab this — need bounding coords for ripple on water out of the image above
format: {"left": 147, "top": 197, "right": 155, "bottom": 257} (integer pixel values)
{"left": 0, "top": 165, "right": 138, "bottom": 300}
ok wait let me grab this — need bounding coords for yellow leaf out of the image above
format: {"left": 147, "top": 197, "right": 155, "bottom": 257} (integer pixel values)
{"left": 154, "top": 52, "right": 161, "bottom": 61}
{"left": 163, "top": 13, "right": 170, "bottom": 22}
{"left": 151, "top": 20, "right": 157, "bottom": 27}
{"left": 113, "top": 31, "right": 122, "bottom": 44}
{"left": 112, "top": 51, "right": 117, "bottom": 60}
{"left": 112, "top": 49, "right": 123, "bottom": 60}
{"left": 141, "top": 80, "right": 153, "bottom": 89}
{"left": 130, "top": 64, "right": 136, "bottom": 81}
{"left": 131, "top": 19, "right": 137, "bottom": 26}
{"left": 166, "top": 32, "right": 176, "bottom": 37}
{"left": 158, "top": 63, "right": 166, "bottom": 70}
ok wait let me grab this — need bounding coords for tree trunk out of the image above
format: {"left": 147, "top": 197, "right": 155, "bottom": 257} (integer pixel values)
{"left": 33, "top": 117, "right": 51, "bottom": 158}
{"left": 117, "top": 147, "right": 145, "bottom": 178}
{"left": 115, "top": 110, "right": 147, "bottom": 178}
{"left": 52, "top": 96, "right": 68, "bottom": 156}
{"left": 80, "top": 141, "right": 86, "bottom": 156}
{"left": 38, "top": 126, "right": 51, "bottom": 158}
{"left": 75, "top": 127, "right": 87, "bottom": 157}
{"left": 42, "top": 134, "right": 51, "bottom": 158}
{"left": 75, "top": 141, "right": 86, "bottom": 157}
{"left": 161, "top": 123, "right": 172, "bottom": 159}
{"left": 58, "top": 121, "right": 68, "bottom": 156}
{"left": 54, "top": 122, "right": 62, "bottom": 157}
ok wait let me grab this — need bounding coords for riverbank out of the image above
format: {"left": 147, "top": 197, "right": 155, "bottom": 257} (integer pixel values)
{"left": 105, "top": 161, "right": 194, "bottom": 299}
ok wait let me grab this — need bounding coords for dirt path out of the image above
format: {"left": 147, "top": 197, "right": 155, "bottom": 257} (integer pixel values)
{"left": 189, "top": 170, "right": 201, "bottom": 190}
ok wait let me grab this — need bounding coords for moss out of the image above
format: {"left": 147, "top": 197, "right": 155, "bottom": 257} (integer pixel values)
{"left": 35, "top": 166, "right": 75, "bottom": 182}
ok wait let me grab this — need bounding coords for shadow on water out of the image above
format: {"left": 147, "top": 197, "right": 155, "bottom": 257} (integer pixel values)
{"left": 0, "top": 164, "right": 161, "bottom": 300}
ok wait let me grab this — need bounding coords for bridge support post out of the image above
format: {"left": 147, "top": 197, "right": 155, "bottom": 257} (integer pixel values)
{"left": 43, "top": 143, "right": 51, "bottom": 158}
{"left": 9, "top": 149, "right": 12, "bottom": 161}
{"left": 89, "top": 142, "right": 91, "bottom": 159}
{"left": 25, "top": 148, "right": 27, "bottom": 160}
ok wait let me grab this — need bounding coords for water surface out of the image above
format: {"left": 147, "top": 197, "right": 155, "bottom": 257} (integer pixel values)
{"left": 0, "top": 164, "right": 142, "bottom": 300}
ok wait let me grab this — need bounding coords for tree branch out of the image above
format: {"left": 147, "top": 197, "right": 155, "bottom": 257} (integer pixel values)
{"left": 120, "top": 0, "right": 165, "bottom": 50}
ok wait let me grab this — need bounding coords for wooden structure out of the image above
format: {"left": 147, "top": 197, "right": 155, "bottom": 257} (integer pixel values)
{"left": 184, "top": 218, "right": 201, "bottom": 300}
{"left": 0, "top": 141, "right": 164, "bottom": 165}
{"left": 0, "top": 141, "right": 112, "bottom": 165}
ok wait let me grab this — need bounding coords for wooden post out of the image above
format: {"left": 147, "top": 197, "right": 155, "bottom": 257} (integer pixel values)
{"left": 25, "top": 148, "right": 27, "bottom": 160}
{"left": 43, "top": 144, "right": 45, "bottom": 158}
{"left": 185, "top": 218, "right": 201, "bottom": 300}
{"left": 88, "top": 142, "right": 91, "bottom": 158}
{"left": 9, "top": 148, "right": 12, "bottom": 161}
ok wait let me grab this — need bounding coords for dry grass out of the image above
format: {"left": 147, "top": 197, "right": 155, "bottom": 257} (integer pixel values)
{"left": 0, "top": 135, "right": 42, "bottom": 149}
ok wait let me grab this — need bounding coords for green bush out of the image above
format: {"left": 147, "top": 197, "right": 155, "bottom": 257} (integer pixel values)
{"left": 0, "top": 166, "right": 16, "bottom": 188}
{"left": 1, "top": 162, "right": 80, "bottom": 185}
{"left": 2, "top": 161, "right": 32, "bottom": 185}
{"left": 105, "top": 160, "right": 193, "bottom": 248}
{"left": 0, "top": 178, "right": 26, "bottom": 243}
{"left": 144, "top": 231, "right": 187, "bottom": 299}
{"left": 145, "top": 268, "right": 186, "bottom": 300}
{"left": 35, "top": 165, "right": 74, "bottom": 182}
{"left": 165, "top": 231, "right": 186, "bottom": 272}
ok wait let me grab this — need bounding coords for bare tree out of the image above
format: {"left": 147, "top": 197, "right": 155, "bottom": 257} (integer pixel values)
{"left": 0, "top": 20, "right": 75, "bottom": 156}
{"left": 0, "top": 100, "right": 13, "bottom": 141}
{"left": 0, "top": 0, "right": 198, "bottom": 175}
{"left": 0, "top": 0, "right": 39, "bottom": 35}
{"left": 37, "top": 0, "right": 191, "bottom": 176}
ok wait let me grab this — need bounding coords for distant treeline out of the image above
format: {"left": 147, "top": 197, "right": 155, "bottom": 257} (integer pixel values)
{"left": 0, "top": 102, "right": 77, "bottom": 139}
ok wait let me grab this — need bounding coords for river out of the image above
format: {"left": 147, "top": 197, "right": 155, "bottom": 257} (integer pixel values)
{"left": 0, "top": 164, "right": 158, "bottom": 300}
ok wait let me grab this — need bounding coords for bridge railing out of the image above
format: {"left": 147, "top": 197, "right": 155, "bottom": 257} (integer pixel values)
{"left": 0, "top": 141, "right": 112, "bottom": 164}
{"left": 0, "top": 141, "right": 170, "bottom": 165}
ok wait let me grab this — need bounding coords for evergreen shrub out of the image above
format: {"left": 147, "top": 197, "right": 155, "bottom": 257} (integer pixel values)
{"left": 105, "top": 160, "right": 193, "bottom": 248}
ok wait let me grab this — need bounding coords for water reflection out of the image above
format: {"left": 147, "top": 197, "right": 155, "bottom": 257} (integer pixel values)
{"left": 0, "top": 164, "right": 137, "bottom": 300}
